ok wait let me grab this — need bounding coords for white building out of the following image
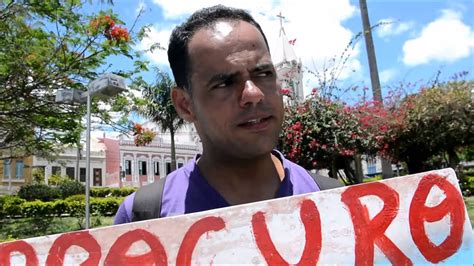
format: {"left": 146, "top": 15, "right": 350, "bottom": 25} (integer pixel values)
{"left": 273, "top": 13, "right": 304, "bottom": 102}
{"left": 32, "top": 137, "right": 107, "bottom": 186}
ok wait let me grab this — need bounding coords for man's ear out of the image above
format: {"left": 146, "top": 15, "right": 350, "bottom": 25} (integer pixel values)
{"left": 172, "top": 86, "right": 196, "bottom": 122}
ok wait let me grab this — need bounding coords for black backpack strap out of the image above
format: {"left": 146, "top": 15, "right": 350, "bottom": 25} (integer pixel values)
{"left": 132, "top": 176, "right": 167, "bottom": 222}
{"left": 308, "top": 171, "right": 343, "bottom": 190}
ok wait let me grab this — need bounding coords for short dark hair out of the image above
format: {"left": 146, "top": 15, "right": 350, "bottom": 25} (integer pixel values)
{"left": 167, "top": 5, "right": 270, "bottom": 91}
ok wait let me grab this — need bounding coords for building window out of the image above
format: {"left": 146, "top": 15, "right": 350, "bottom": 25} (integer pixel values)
{"left": 177, "top": 162, "right": 184, "bottom": 169}
{"left": 154, "top": 161, "right": 160, "bottom": 176}
{"left": 15, "top": 160, "right": 24, "bottom": 179}
{"left": 125, "top": 160, "right": 132, "bottom": 175}
{"left": 52, "top": 166, "right": 61, "bottom": 176}
{"left": 139, "top": 161, "right": 147, "bottom": 175}
{"left": 80, "top": 168, "right": 86, "bottom": 182}
{"left": 166, "top": 162, "right": 171, "bottom": 175}
{"left": 3, "top": 160, "right": 11, "bottom": 178}
{"left": 66, "top": 167, "right": 75, "bottom": 179}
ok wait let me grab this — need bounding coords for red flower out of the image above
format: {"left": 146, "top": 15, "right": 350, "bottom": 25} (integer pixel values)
{"left": 291, "top": 122, "right": 301, "bottom": 131}
{"left": 110, "top": 26, "right": 130, "bottom": 42}
{"left": 280, "top": 88, "right": 291, "bottom": 95}
{"left": 309, "top": 139, "right": 318, "bottom": 149}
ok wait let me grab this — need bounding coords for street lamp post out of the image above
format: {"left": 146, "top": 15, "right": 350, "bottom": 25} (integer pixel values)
{"left": 56, "top": 73, "right": 127, "bottom": 229}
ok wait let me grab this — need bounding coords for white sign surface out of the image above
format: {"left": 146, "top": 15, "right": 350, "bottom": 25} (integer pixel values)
{"left": 1, "top": 168, "right": 473, "bottom": 265}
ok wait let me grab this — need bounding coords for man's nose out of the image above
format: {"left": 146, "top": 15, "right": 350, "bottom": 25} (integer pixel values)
{"left": 239, "top": 80, "right": 264, "bottom": 108}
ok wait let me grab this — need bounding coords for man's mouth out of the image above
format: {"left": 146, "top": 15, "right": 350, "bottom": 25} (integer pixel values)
{"left": 238, "top": 116, "right": 272, "bottom": 129}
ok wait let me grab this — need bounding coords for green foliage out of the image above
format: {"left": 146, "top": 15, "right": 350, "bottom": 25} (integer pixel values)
{"left": 132, "top": 70, "right": 186, "bottom": 171}
{"left": 0, "top": 216, "right": 115, "bottom": 242}
{"left": 363, "top": 175, "right": 382, "bottom": 183}
{"left": 0, "top": 196, "right": 123, "bottom": 218}
{"left": 459, "top": 169, "right": 474, "bottom": 197}
{"left": 17, "top": 184, "right": 60, "bottom": 201}
{"left": 65, "top": 194, "right": 86, "bottom": 202}
{"left": 91, "top": 197, "right": 121, "bottom": 216}
{"left": 0, "top": 1, "right": 148, "bottom": 160}
{"left": 91, "top": 186, "right": 136, "bottom": 197}
{"left": 278, "top": 93, "right": 397, "bottom": 184}
{"left": 58, "top": 180, "right": 85, "bottom": 199}
{"left": 32, "top": 168, "right": 45, "bottom": 184}
{"left": 0, "top": 196, "right": 26, "bottom": 219}
{"left": 385, "top": 79, "right": 473, "bottom": 173}
{"left": 21, "top": 200, "right": 54, "bottom": 217}
{"left": 48, "top": 174, "right": 71, "bottom": 186}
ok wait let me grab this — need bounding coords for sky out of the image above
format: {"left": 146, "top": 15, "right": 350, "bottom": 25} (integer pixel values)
{"left": 93, "top": 0, "right": 474, "bottom": 100}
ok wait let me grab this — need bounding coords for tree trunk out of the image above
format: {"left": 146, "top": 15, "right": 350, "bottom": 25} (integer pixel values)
{"left": 354, "top": 154, "right": 364, "bottom": 183}
{"left": 359, "top": 0, "right": 392, "bottom": 179}
{"left": 447, "top": 148, "right": 460, "bottom": 169}
{"left": 406, "top": 156, "right": 425, "bottom": 174}
{"left": 170, "top": 127, "right": 177, "bottom": 171}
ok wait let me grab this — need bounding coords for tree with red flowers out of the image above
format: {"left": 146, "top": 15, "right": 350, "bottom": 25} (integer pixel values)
{"left": 279, "top": 91, "right": 389, "bottom": 184}
{"left": 132, "top": 123, "right": 157, "bottom": 146}
{"left": 0, "top": 1, "right": 146, "bottom": 159}
{"left": 381, "top": 78, "right": 473, "bottom": 173}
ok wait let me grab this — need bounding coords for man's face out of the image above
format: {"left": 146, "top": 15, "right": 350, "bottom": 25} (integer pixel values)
{"left": 184, "top": 20, "right": 284, "bottom": 159}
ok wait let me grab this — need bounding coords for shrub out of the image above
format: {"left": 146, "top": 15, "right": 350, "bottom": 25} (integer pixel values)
{"left": 1, "top": 197, "right": 124, "bottom": 218}
{"left": 48, "top": 174, "right": 68, "bottom": 186}
{"left": 17, "top": 184, "right": 60, "bottom": 201}
{"left": 112, "top": 187, "right": 136, "bottom": 197}
{"left": 21, "top": 200, "right": 55, "bottom": 217}
{"left": 32, "top": 168, "right": 45, "bottom": 184}
{"left": 65, "top": 194, "right": 86, "bottom": 202}
{"left": 0, "top": 196, "right": 26, "bottom": 219}
{"left": 91, "top": 187, "right": 113, "bottom": 198}
{"left": 91, "top": 197, "right": 122, "bottom": 216}
{"left": 67, "top": 200, "right": 85, "bottom": 217}
{"left": 91, "top": 187, "right": 136, "bottom": 198}
{"left": 58, "top": 180, "right": 85, "bottom": 199}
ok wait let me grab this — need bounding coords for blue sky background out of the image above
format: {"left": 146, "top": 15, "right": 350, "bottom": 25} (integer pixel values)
{"left": 87, "top": 0, "right": 474, "bottom": 102}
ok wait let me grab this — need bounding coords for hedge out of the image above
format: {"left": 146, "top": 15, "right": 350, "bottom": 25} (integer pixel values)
{"left": 0, "top": 196, "right": 124, "bottom": 218}
{"left": 17, "top": 183, "right": 135, "bottom": 201}
{"left": 90, "top": 187, "right": 136, "bottom": 198}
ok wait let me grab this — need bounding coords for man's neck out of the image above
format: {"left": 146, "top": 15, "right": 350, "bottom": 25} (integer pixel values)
{"left": 197, "top": 151, "right": 284, "bottom": 205}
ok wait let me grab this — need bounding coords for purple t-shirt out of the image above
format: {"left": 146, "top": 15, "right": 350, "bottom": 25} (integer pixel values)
{"left": 114, "top": 150, "right": 319, "bottom": 224}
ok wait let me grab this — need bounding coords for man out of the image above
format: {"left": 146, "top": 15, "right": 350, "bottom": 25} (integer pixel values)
{"left": 114, "top": 5, "right": 340, "bottom": 224}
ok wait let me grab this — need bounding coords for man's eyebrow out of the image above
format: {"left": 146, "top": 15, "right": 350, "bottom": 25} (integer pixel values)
{"left": 251, "top": 63, "right": 274, "bottom": 72}
{"left": 206, "top": 71, "right": 239, "bottom": 87}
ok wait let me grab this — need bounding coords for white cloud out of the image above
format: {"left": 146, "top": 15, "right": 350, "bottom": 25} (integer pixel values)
{"left": 376, "top": 18, "right": 413, "bottom": 38}
{"left": 136, "top": 1, "right": 147, "bottom": 14}
{"left": 402, "top": 9, "right": 474, "bottom": 66}
{"left": 379, "top": 68, "right": 398, "bottom": 83}
{"left": 136, "top": 26, "right": 172, "bottom": 67}
{"left": 144, "top": 0, "right": 360, "bottom": 93}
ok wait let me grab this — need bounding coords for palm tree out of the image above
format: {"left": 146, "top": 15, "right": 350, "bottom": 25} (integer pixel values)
{"left": 134, "top": 70, "right": 185, "bottom": 172}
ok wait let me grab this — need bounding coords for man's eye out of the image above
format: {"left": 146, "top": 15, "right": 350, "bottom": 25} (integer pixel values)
{"left": 256, "top": 71, "right": 274, "bottom": 77}
{"left": 214, "top": 80, "right": 232, "bottom": 88}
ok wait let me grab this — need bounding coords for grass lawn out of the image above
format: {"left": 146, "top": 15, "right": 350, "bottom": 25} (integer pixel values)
{"left": 465, "top": 196, "right": 474, "bottom": 228}
{"left": 0, "top": 216, "right": 114, "bottom": 243}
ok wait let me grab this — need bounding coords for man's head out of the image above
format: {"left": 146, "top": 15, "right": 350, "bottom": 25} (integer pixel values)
{"left": 169, "top": 5, "right": 284, "bottom": 160}
{"left": 168, "top": 5, "right": 269, "bottom": 92}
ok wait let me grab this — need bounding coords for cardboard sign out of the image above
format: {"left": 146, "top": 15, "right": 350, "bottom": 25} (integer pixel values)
{"left": 1, "top": 168, "right": 473, "bottom": 265}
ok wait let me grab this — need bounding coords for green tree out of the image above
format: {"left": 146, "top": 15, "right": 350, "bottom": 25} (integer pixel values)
{"left": 133, "top": 70, "right": 186, "bottom": 171}
{"left": 0, "top": 1, "right": 143, "bottom": 159}
{"left": 385, "top": 79, "right": 474, "bottom": 173}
